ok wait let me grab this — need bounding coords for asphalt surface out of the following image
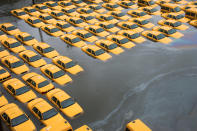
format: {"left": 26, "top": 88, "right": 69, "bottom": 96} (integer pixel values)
{"left": 0, "top": 0, "right": 197, "bottom": 131}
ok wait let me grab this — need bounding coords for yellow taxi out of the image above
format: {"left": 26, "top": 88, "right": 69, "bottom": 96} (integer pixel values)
{"left": 41, "top": 24, "right": 64, "bottom": 37}
{"left": 84, "top": 25, "right": 110, "bottom": 37}
{"left": 138, "top": 0, "right": 156, "bottom": 7}
{"left": 40, "top": 64, "right": 72, "bottom": 85}
{"left": 52, "top": 55, "right": 84, "bottom": 75}
{"left": 118, "top": 30, "right": 146, "bottom": 44}
{"left": 102, "top": 0, "right": 117, "bottom": 3}
{"left": 53, "top": 21, "right": 75, "bottom": 32}
{"left": 75, "top": 125, "right": 93, "bottom": 131}
{"left": 22, "top": 6, "right": 41, "bottom": 17}
{"left": 0, "top": 23, "right": 21, "bottom": 35}
{"left": 158, "top": 19, "right": 189, "bottom": 30}
{"left": 49, "top": 10, "right": 69, "bottom": 20}
{"left": 129, "top": 18, "right": 155, "bottom": 28}
{"left": 139, "top": 6, "right": 160, "bottom": 15}
{"left": 24, "top": 16, "right": 45, "bottom": 28}
{"left": 44, "top": 1, "right": 63, "bottom": 10}
{"left": 86, "top": 4, "right": 107, "bottom": 13}
{"left": 66, "top": 17, "right": 88, "bottom": 27}
{"left": 60, "top": 34, "right": 87, "bottom": 47}
{"left": 14, "top": 32, "right": 39, "bottom": 46}
{"left": 190, "top": 20, "right": 197, "bottom": 27}
{"left": 96, "top": 14, "right": 119, "bottom": 24}
{"left": 117, "top": 1, "right": 137, "bottom": 9}
{"left": 81, "top": 44, "right": 112, "bottom": 61}
{"left": 72, "top": 29, "right": 98, "bottom": 42}
{"left": 70, "top": 0, "right": 87, "bottom": 7}
{"left": 107, "top": 11, "right": 130, "bottom": 20}
{"left": 3, "top": 78, "right": 37, "bottom": 103}
{"left": 107, "top": 35, "right": 136, "bottom": 49}
{"left": 0, "top": 92, "right": 8, "bottom": 107}
{"left": 160, "top": 3, "right": 184, "bottom": 14}
{"left": 27, "top": 98, "right": 72, "bottom": 130}
{"left": 142, "top": 30, "right": 172, "bottom": 44}
{"left": 76, "top": 14, "right": 98, "bottom": 24}
{"left": 153, "top": 26, "right": 184, "bottom": 38}
{"left": 0, "top": 103, "right": 36, "bottom": 131}
{"left": 33, "top": 4, "right": 52, "bottom": 13}
{"left": 185, "top": 8, "right": 197, "bottom": 20}
{"left": 1, "top": 38, "right": 26, "bottom": 53}
{"left": 46, "top": 88, "right": 84, "bottom": 118}
{"left": 95, "top": 39, "right": 124, "bottom": 55}
{"left": 61, "top": 7, "right": 79, "bottom": 16}
{"left": 22, "top": 72, "right": 55, "bottom": 94}
{"left": 10, "top": 9, "right": 29, "bottom": 19}
{"left": 102, "top": 3, "right": 123, "bottom": 11}
{"left": 117, "top": 21, "right": 144, "bottom": 33}
{"left": 1, "top": 55, "right": 29, "bottom": 75}
{"left": 38, "top": 14, "right": 57, "bottom": 24}
{"left": 188, "top": 1, "right": 197, "bottom": 5}
{"left": 0, "top": 46, "right": 10, "bottom": 58}
{"left": 126, "top": 119, "right": 152, "bottom": 131}
{"left": 57, "top": 1, "right": 76, "bottom": 9}
{"left": 0, "top": 66, "right": 11, "bottom": 83}
{"left": 161, "top": 13, "right": 190, "bottom": 23}
{"left": 0, "top": 30, "right": 8, "bottom": 40}
{"left": 95, "top": 22, "right": 120, "bottom": 33}
{"left": 19, "top": 50, "right": 47, "bottom": 68}
{"left": 127, "top": 10, "right": 152, "bottom": 19}
{"left": 33, "top": 42, "right": 59, "bottom": 58}
{"left": 76, "top": 8, "right": 97, "bottom": 16}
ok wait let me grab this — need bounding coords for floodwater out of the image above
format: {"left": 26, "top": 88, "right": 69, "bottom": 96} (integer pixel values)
{"left": 0, "top": 0, "right": 197, "bottom": 131}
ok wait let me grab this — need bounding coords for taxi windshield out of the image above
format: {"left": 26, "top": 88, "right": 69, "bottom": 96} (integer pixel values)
{"left": 15, "top": 86, "right": 30, "bottom": 95}
{"left": 120, "top": 38, "right": 129, "bottom": 44}
{"left": 129, "top": 33, "right": 140, "bottom": 39}
{"left": 53, "top": 70, "right": 65, "bottom": 79}
{"left": 174, "top": 21, "right": 181, "bottom": 27}
{"left": 43, "top": 47, "right": 54, "bottom": 53}
{"left": 95, "top": 49, "right": 105, "bottom": 56}
{"left": 10, "top": 42, "right": 21, "bottom": 48}
{"left": 24, "top": 36, "right": 34, "bottom": 41}
{"left": 108, "top": 44, "right": 118, "bottom": 50}
{"left": 7, "top": 26, "right": 17, "bottom": 31}
{"left": 0, "top": 69, "right": 6, "bottom": 74}
{"left": 29, "top": 55, "right": 41, "bottom": 62}
{"left": 18, "top": 12, "right": 26, "bottom": 16}
{"left": 96, "top": 28, "right": 104, "bottom": 33}
{"left": 71, "top": 38, "right": 81, "bottom": 43}
{"left": 11, "top": 114, "right": 29, "bottom": 127}
{"left": 32, "top": 19, "right": 41, "bottom": 24}
{"left": 11, "top": 61, "right": 23, "bottom": 68}
{"left": 43, "top": 108, "right": 58, "bottom": 120}
{"left": 174, "top": 7, "right": 181, "bottom": 12}
{"left": 38, "top": 80, "right": 50, "bottom": 88}
{"left": 65, "top": 61, "right": 77, "bottom": 68}
{"left": 84, "top": 33, "right": 93, "bottom": 38}
{"left": 156, "top": 34, "right": 165, "bottom": 40}
{"left": 61, "top": 98, "right": 75, "bottom": 108}
{"left": 168, "top": 29, "right": 177, "bottom": 34}
{"left": 50, "top": 28, "right": 60, "bottom": 33}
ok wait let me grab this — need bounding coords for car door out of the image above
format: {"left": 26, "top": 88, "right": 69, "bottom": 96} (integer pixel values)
{"left": 57, "top": 60, "right": 63, "bottom": 68}
{"left": 51, "top": 96, "right": 58, "bottom": 107}
{"left": 4, "top": 60, "right": 11, "bottom": 69}
{"left": 1, "top": 113, "right": 11, "bottom": 126}
{"left": 7, "top": 85, "right": 15, "bottom": 96}
{"left": 32, "top": 107, "right": 42, "bottom": 120}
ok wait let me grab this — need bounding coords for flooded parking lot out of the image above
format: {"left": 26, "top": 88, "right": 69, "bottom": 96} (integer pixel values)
{"left": 0, "top": 0, "right": 197, "bottom": 131}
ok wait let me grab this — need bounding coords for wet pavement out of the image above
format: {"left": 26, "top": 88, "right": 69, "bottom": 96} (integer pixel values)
{"left": 0, "top": 0, "right": 197, "bottom": 131}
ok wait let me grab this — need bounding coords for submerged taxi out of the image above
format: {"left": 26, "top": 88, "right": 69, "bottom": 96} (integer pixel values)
{"left": 76, "top": 8, "right": 97, "bottom": 16}
{"left": 10, "top": 9, "right": 29, "bottom": 19}
{"left": 95, "top": 39, "right": 124, "bottom": 55}
{"left": 46, "top": 88, "right": 84, "bottom": 118}
{"left": 40, "top": 64, "right": 72, "bottom": 85}
{"left": 118, "top": 30, "right": 146, "bottom": 43}
{"left": 76, "top": 14, "right": 98, "bottom": 24}
{"left": 107, "top": 11, "right": 130, "bottom": 20}
{"left": 0, "top": 23, "right": 21, "bottom": 35}
{"left": 0, "top": 103, "right": 36, "bottom": 131}
{"left": 102, "top": 3, "right": 123, "bottom": 11}
{"left": 117, "top": 21, "right": 144, "bottom": 33}
{"left": 84, "top": 25, "right": 110, "bottom": 37}
{"left": 60, "top": 34, "right": 86, "bottom": 47}
{"left": 22, "top": 6, "right": 41, "bottom": 17}
{"left": 126, "top": 119, "right": 152, "bottom": 131}
{"left": 3, "top": 78, "right": 37, "bottom": 103}
{"left": 66, "top": 17, "right": 88, "bottom": 27}
{"left": 25, "top": 16, "right": 45, "bottom": 28}
{"left": 38, "top": 14, "right": 57, "bottom": 24}
{"left": 44, "top": 1, "right": 63, "bottom": 10}
{"left": 49, "top": 10, "right": 69, "bottom": 20}
{"left": 53, "top": 21, "right": 75, "bottom": 32}
{"left": 19, "top": 50, "right": 47, "bottom": 68}
{"left": 75, "top": 125, "right": 93, "bottom": 131}
{"left": 33, "top": 4, "right": 52, "bottom": 13}
{"left": 158, "top": 19, "right": 189, "bottom": 30}
{"left": 190, "top": 20, "right": 197, "bottom": 27}
{"left": 15, "top": 32, "right": 39, "bottom": 46}
{"left": 128, "top": 10, "right": 152, "bottom": 19}
{"left": 139, "top": 6, "right": 160, "bottom": 15}
{"left": 1, "top": 55, "right": 29, "bottom": 75}
{"left": 41, "top": 24, "right": 64, "bottom": 37}
{"left": 161, "top": 13, "right": 190, "bottom": 23}
{"left": 81, "top": 44, "right": 112, "bottom": 61}
{"left": 96, "top": 14, "right": 119, "bottom": 24}
{"left": 87, "top": 4, "right": 106, "bottom": 13}
{"left": 95, "top": 22, "right": 120, "bottom": 33}
{"left": 22, "top": 72, "right": 55, "bottom": 94}
{"left": 117, "top": 1, "right": 138, "bottom": 9}
{"left": 33, "top": 42, "right": 59, "bottom": 58}
{"left": 130, "top": 18, "right": 155, "bottom": 28}
{"left": 142, "top": 30, "right": 172, "bottom": 44}
{"left": 152, "top": 26, "right": 183, "bottom": 38}
{"left": 52, "top": 55, "right": 84, "bottom": 75}
{"left": 72, "top": 29, "right": 98, "bottom": 42}
{"left": 1, "top": 38, "right": 26, "bottom": 53}
{"left": 27, "top": 98, "right": 72, "bottom": 130}
{"left": 107, "top": 35, "right": 136, "bottom": 49}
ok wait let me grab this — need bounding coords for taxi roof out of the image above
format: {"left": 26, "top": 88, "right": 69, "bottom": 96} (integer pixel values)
{"left": 3, "top": 55, "right": 20, "bottom": 63}
{"left": 74, "top": 29, "right": 89, "bottom": 34}
{"left": 5, "top": 105, "right": 24, "bottom": 118}
{"left": 1, "top": 23, "right": 15, "bottom": 27}
{"left": 17, "top": 32, "right": 31, "bottom": 37}
{"left": 33, "top": 98, "right": 53, "bottom": 112}
{"left": 23, "top": 6, "right": 35, "bottom": 10}
{"left": 34, "top": 3, "right": 46, "bottom": 7}
{"left": 37, "top": 43, "right": 51, "bottom": 48}
{"left": 167, "top": 12, "right": 183, "bottom": 16}
{"left": 87, "top": 44, "right": 101, "bottom": 51}
{"left": 4, "top": 38, "right": 18, "bottom": 43}
{"left": 20, "top": 50, "right": 37, "bottom": 57}
{"left": 148, "top": 30, "right": 162, "bottom": 35}
{"left": 31, "top": 74, "right": 47, "bottom": 82}
{"left": 186, "top": 8, "right": 197, "bottom": 13}
{"left": 108, "top": 34, "right": 125, "bottom": 39}
{"left": 56, "top": 21, "right": 68, "bottom": 25}
{"left": 40, "top": 13, "right": 51, "bottom": 17}
{"left": 119, "top": 30, "right": 137, "bottom": 35}
{"left": 44, "top": 64, "right": 61, "bottom": 73}
{"left": 164, "top": 19, "right": 178, "bottom": 23}
{"left": 87, "top": 25, "right": 101, "bottom": 29}
{"left": 52, "top": 89, "right": 71, "bottom": 102}
{"left": 12, "top": 9, "right": 25, "bottom": 13}
{"left": 44, "top": 1, "right": 56, "bottom": 4}
{"left": 158, "top": 26, "right": 173, "bottom": 30}
{"left": 70, "top": 17, "right": 82, "bottom": 20}
{"left": 44, "top": 25, "right": 57, "bottom": 29}
{"left": 120, "top": 21, "right": 136, "bottom": 25}
{"left": 130, "top": 9, "right": 144, "bottom": 13}
{"left": 97, "top": 39, "right": 114, "bottom": 45}
{"left": 7, "top": 78, "right": 25, "bottom": 89}
{"left": 28, "top": 16, "right": 40, "bottom": 20}
{"left": 127, "top": 119, "right": 151, "bottom": 131}
{"left": 54, "top": 56, "right": 72, "bottom": 63}
{"left": 161, "top": 3, "right": 180, "bottom": 7}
